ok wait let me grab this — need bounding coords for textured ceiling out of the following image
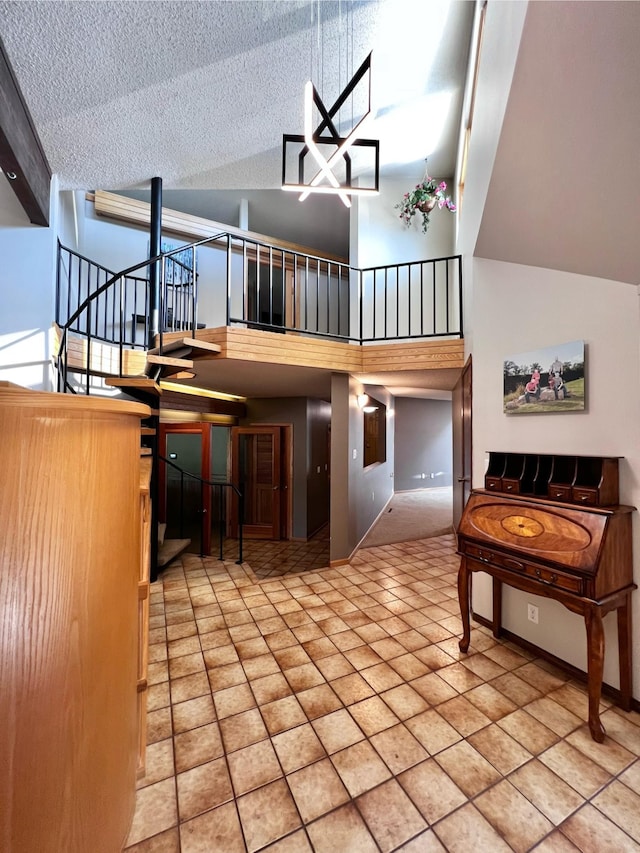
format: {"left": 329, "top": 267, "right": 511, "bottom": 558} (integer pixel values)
{"left": 0, "top": 0, "right": 473, "bottom": 192}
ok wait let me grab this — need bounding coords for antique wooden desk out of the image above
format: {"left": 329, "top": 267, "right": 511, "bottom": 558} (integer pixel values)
{"left": 456, "top": 454, "right": 635, "bottom": 743}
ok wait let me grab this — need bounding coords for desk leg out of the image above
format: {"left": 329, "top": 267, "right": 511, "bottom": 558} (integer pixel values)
{"left": 585, "top": 604, "right": 606, "bottom": 743}
{"left": 458, "top": 557, "right": 471, "bottom": 653}
{"left": 492, "top": 577, "right": 503, "bottom": 639}
{"left": 617, "top": 594, "right": 633, "bottom": 711}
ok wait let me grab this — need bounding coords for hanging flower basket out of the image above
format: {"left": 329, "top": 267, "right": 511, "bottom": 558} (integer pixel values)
{"left": 395, "top": 161, "right": 457, "bottom": 234}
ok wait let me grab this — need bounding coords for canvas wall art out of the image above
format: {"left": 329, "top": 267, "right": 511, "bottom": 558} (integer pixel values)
{"left": 504, "top": 340, "right": 585, "bottom": 414}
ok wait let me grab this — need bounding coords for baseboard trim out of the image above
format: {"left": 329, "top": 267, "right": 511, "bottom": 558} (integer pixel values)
{"left": 329, "top": 558, "right": 351, "bottom": 568}
{"left": 472, "top": 612, "right": 640, "bottom": 712}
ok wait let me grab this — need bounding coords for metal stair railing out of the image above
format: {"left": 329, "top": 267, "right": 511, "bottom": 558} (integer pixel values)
{"left": 159, "top": 454, "right": 243, "bottom": 564}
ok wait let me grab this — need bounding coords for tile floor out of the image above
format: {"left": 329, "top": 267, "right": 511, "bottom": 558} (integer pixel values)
{"left": 124, "top": 534, "right": 640, "bottom": 852}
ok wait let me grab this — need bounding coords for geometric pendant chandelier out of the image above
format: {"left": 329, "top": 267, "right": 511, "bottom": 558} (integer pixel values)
{"left": 282, "top": 52, "right": 379, "bottom": 208}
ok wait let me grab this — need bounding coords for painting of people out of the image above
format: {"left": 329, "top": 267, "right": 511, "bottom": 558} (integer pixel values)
{"left": 504, "top": 341, "right": 585, "bottom": 414}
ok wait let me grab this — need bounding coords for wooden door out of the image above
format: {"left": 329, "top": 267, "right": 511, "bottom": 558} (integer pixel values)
{"left": 231, "top": 426, "right": 281, "bottom": 539}
{"left": 452, "top": 355, "right": 472, "bottom": 529}
{"left": 159, "top": 422, "right": 211, "bottom": 555}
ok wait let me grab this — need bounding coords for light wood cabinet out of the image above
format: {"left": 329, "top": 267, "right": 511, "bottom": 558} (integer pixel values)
{"left": 0, "top": 388, "right": 149, "bottom": 853}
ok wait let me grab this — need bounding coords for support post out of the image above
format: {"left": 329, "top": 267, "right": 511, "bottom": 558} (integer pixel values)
{"left": 148, "top": 177, "right": 162, "bottom": 349}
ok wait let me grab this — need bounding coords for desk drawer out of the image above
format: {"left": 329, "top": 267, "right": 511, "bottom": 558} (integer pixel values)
{"left": 548, "top": 484, "right": 573, "bottom": 502}
{"left": 461, "top": 542, "right": 584, "bottom": 595}
{"left": 571, "top": 487, "right": 598, "bottom": 506}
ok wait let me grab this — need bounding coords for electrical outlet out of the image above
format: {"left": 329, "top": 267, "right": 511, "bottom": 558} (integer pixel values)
{"left": 527, "top": 603, "right": 539, "bottom": 624}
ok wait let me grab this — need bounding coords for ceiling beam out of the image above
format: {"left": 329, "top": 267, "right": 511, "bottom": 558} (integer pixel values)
{"left": 0, "top": 37, "right": 51, "bottom": 226}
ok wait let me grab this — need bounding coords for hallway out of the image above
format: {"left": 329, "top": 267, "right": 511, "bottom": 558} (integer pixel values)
{"left": 125, "top": 535, "right": 640, "bottom": 852}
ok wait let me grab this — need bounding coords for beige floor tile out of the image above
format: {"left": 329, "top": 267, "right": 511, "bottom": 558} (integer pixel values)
{"left": 126, "top": 778, "right": 178, "bottom": 847}
{"left": 405, "top": 709, "right": 462, "bottom": 755}
{"left": 176, "top": 757, "right": 233, "bottom": 822}
{"left": 467, "top": 723, "right": 532, "bottom": 775}
{"left": 620, "top": 760, "right": 640, "bottom": 794}
{"left": 348, "top": 695, "right": 400, "bottom": 736}
{"left": 593, "top": 780, "right": 640, "bottom": 842}
{"left": 272, "top": 722, "right": 326, "bottom": 773}
{"left": 217, "top": 707, "right": 266, "bottom": 754}
{"left": 306, "top": 803, "right": 378, "bottom": 852}
{"left": 524, "top": 696, "right": 582, "bottom": 737}
{"left": 434, "top": 741, "right": 501, "bottom": 797}
{"left": 148, "top": 682, "right": 171, "bottom": 712}
{"left": 169, "top": 672, "right": 211, "bottom": 705}
{"left": 509, "top": 757, "right": 583, "bottom": 825}
{"left": 138, "top": 739, "right": 175, "bottom": 789}
{"left": 312, "top": 708, "right": 365, "bottom": 754}
{"left": 386, "top": 652, "right": 430, "bottom": 681}
{"left": 483, "top": 643, "right": 530, "bottom": 671}
{"left": 533, "top": 831, "right": 581, "bottom": 852}
{"left": 147, "top": 707, "right": 173, "bottom": 744}
{"left": 491, "top": 671, "right": 543, "bottom": 705}
{"left": 168, "top": 653, "right": 205, "bottom": 680}
{"left": 360, "top": 662, "right": 405, "bottom": 695}
{"left": 600, "top": 709, "right": 640, "bottom": 752}
{"left": 178, "top": 802, "right": 245, "bottom": 853}
{"left": 227, "top": 738, "right": 282, "bottom": 795}
{"left": 249, "top": 671, "right": 292, "bottom": 704}
{"left": 123, "top": 827, "right": 180, "bottom": 852}
{"left": 371, "top": 723, "right": 428, "bottom": 774}
{"left": 172, "top": 695, "right": 216, "bottom": 734}
{"left": 433, "top": 802, "right": 512, "bottom": 853}
{"left": 237, "top": 779, "right": 302, "bottom": 853}
{"left": 207, "top": 662, "right": 247, "bottom": 691}
{"left": 497, "top": 709, "right": 559, "bottom": 754}
{"left": 174, "top": 722, "right": 224, "bottom": 773}
{"left": 380, "top": 683, "right": 429, "bottom": 720}
{"left": 539, "top": 740, "right": 612, "bottom": 798}
{"left": 167, "top": 636, "right": 201, "bottom": 660}
{"left": 566, "top": 724, "right": 636, "bottom": 774}
{"left": 560, "top": 803, "right": 640, "bottom": 853}
{"left": 313, "top": 652, "right": 355, "bottom": 680}
{"left": 331, "top": 739, "right": 392, "bottom": 796}
{"left": 516, "top": 661, "right": 567, "bottom": 693}
{"left": 465, "top": 683, "right": 517, "bottom": 721}
{"left": 261, "top": 694, "right": 307, "bottom": 735}
{"left": 260, "top": 829, "right": 312, "bottom": 852}
{"left": 438, "top": 662, "right": 485, "bottom": 692}
{"left": 287, "top": 757, "right": 350, "bottom": 822}
{"left": 356, "top": 779, "right": 427, "bottom": 853}
{"left": 272, "top": 645, "right": 312, "bottom": 670}
{"left": 330, "top": 671, "right": 376, "bottom": 704}
{"left": 284, "top": 662, "right": 326, "bottom": 692}
{"left": 394, "top": 828, "right": 447, "bottom": 852}
{"left": 475, "top": 779, "right": 553, "bottom": 852}
{"left": 398, "top": 758, "right": 466, "bottom": 823}
{"left": 410, "top": 672, "right": 458, "bottom": 705}
{"left": 296, "top": 682, "right": 343, "bottom": 719}
{"left": 212, "top": 682, "right": 256, "bottom": 719}
{"left": 437, "top": 694, "right": 492, "bottom": 737}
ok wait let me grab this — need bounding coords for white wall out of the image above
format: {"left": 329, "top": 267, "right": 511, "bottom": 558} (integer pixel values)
{"left": 352, "top": 175, "right": 455, "bottom": 269}
{"left": 471, "top": 257, "right": 640, "bottom": 695}
{"left": 0, "top": 176, "right": 59, "bottom": 390}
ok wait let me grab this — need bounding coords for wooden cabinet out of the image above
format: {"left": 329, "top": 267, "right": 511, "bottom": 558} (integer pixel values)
{"left": 0, "top": 388, "right": 149, "bottom": 853}
{"left": 457, "top": 486, "right": 636, "bottom": 742}
{"left": 485, "top": 451, "right": 620, "bottom": 506}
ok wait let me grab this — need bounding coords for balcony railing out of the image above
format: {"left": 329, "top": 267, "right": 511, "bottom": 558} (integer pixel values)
{"left": 55, "top": 234, "right": 462, "bottom": 390}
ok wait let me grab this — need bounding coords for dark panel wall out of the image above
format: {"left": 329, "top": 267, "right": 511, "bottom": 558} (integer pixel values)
{"left": 306, "top": 399, "right": 331, "bottom": 536}
{"left": 394, "top": 397, "right": 452, "bottom": 491}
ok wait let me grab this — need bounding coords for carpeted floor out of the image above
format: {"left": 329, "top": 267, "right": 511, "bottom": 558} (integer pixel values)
{"left": 360, "top": 487, "right": 454, "bottom": 548}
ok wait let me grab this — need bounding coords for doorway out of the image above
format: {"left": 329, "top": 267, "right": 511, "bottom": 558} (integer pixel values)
{"left": 158, "top": 422, "right": 231, "bottom": 555}
{"left": 230, "top": 425, "right": 292, "bottom": 540}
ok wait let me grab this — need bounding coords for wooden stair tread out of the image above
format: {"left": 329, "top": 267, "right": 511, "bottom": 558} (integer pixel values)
{"left": 148, "top": 338, "right": 221, "bottom": 356}
{"left": 106, "top": 377, "right": 162, "bottom": 394}
{"left": 146, "top": 354, "right": 194, "bottom": 369}
{"left": 157, "top": 538, "right": 191, "bottom": 568}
